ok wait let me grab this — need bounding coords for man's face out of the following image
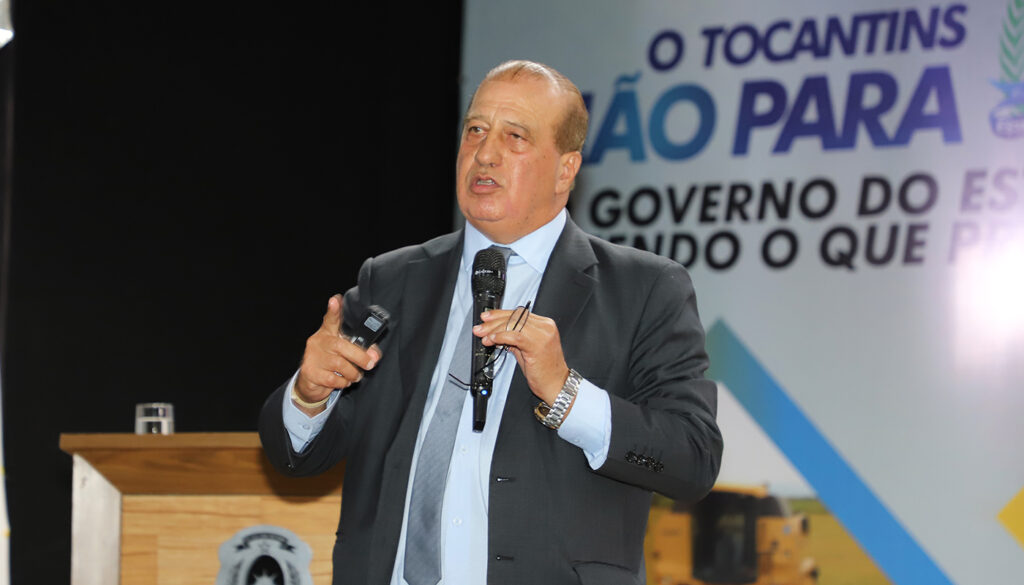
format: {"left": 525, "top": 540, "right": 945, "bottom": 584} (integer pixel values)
{"left": 456, "top": 77, "right": 581, "bottom": 244}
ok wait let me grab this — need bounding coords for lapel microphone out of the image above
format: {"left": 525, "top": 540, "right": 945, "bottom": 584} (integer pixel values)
{"left": 470, "top": 248, "right": 507, "bottom": 432}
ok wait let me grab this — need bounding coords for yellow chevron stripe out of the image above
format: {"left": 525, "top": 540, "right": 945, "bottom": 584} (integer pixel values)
{"left": 999, "top": 487, "right": 1024, "bottom": 550}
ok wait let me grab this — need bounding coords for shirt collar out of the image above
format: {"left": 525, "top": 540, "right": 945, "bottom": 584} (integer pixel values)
{"left": 462, "top": 209, "right": 567, "bottom": 274}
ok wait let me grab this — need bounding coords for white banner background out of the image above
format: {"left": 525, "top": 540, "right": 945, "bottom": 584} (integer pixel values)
{"left": 463, "top": 2, "right": 1024, "bottom": 585}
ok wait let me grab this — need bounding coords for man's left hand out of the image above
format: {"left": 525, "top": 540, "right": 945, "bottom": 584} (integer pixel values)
{"left": 474, "top": 309, "right": 570, "bottom": 406}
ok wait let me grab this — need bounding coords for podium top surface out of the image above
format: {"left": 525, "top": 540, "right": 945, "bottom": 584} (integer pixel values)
{"left": 60, "top": 431, "right": 262, "bottom": 452}
{"left": 59, "top": 432, "right": 344, "bottom": 496}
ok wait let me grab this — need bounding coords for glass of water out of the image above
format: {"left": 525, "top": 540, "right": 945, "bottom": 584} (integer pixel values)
{"left": 134, "top": 402, "right": 174, "bottom": 435}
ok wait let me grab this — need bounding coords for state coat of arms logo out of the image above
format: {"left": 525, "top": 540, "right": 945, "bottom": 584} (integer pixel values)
{"left": 215, "top": 525, "right": 314, "bottom": 585}
{"left": 992, "top": 0, "right": 1024, "bottom": 138}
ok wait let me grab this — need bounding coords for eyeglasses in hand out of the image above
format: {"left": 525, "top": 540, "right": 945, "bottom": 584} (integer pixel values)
{"left": 448, "top": 301, "right": 532, "bottom": 389}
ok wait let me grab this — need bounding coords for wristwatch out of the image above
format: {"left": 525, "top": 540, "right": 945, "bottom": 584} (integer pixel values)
{"left": 534, "top": 368, "right": 582, "bottom": 430}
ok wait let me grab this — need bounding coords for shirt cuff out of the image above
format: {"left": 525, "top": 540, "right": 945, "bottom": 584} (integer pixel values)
{"left": 556, "top": 378, "right": 612, "bottom": 469}
{"left": 281, "top": 371, "right": 339, "bottom": 453}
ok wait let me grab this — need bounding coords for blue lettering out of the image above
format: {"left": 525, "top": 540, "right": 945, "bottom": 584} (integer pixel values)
{"left": 734, "top": 66, "right": 961, "bottom": 155}
{"left": 883, "top": 11, "right": 900, "bottom": 53}
{"left": 791, "top": 19, "right": 823, "bottom": 59}
{"left": 587, "top": 75, "right": 646, "bottom": 163}
{"left": 702, "top": 26, "right": 726, "bottom": 67}
{"left": 724, "top": 24, "right": 760, "bottom": 66}
{"left": 774, "top": 76, "right": 839, "bottom": 152}
{"left": 649, "top": 30, "right": 685, "bottom": 72}
{"left": 700, "top": 7, "right": 967, "bottom": 68}
{"left": 852, "top": 13, "right": 888, "bottom": 55}
{"left": 649, "top": 85, "right": 716, "bottom": 161}
{"left": 763, "top": 20, "right": 793, "bottom": 62}
{"left": 893, "top": 66, "right": 962, "bottom": 144}
{"left": 824, "top": 16, "right": 858, "bottom": 56}
{"left": 839, "top": 71, "right": 898, "bottom": 148}
{"left": 733, "top": 80, "right": 787, "bottom": 155}
{"left": 940, "top": 4, "right": 967, "bottom": 48}
{"left": 900, "top": 7, "right": 940, "bottom": 51}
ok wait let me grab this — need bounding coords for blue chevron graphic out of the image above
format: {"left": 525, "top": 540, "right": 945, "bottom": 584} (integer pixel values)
{"left": 706, "top": 320, "right": 955, "bottom": 585}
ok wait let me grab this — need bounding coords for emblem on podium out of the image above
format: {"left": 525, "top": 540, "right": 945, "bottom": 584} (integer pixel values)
{"left": 216, "top": 525, "right": 314, "bottom": 585}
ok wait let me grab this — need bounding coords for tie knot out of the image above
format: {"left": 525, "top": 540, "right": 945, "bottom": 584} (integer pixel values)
{"left": 489, "top": 245, "right": 513, "bottom": 266}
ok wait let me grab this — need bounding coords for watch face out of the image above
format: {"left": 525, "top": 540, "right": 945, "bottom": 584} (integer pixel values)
{"left": 534, "top": 403, "right": 556, "bottom": 428}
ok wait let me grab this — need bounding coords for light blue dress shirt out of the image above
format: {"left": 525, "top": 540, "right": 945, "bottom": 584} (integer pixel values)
{"left": 282, "top": 209, "right": 612, "bottom": 584}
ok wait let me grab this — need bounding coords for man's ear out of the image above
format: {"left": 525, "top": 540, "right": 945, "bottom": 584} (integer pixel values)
{"left": 555, "top": 151, "right": 583, "bottom": 195}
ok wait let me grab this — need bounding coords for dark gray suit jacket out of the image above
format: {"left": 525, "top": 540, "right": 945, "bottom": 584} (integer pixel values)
{"left": 259, "top": 218, "right": 722, "bottom": 585}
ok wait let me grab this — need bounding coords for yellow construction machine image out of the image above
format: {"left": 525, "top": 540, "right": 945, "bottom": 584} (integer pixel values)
{"left": 648, "top": 484, "right": 819, "bottom": 585}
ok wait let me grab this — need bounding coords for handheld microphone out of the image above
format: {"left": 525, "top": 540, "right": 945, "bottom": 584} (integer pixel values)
{"left": 470, "top": 248, "right": 507, "bottom": 432}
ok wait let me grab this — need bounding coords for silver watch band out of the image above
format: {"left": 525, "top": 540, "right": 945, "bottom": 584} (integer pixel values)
{"left": 534, "top": 368, "right": 582, "bottom": 430}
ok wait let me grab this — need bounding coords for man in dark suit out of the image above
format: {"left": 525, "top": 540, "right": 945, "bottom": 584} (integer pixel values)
{"left": 259, "top": 60, "right": 722, "bottom": 585}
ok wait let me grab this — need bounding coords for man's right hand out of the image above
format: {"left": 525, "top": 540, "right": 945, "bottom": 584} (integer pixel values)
{"left": 294, "top": 294, "right": 382, "bottom": 415}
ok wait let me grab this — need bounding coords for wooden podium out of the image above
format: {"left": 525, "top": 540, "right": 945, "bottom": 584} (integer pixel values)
{"left": 60, "top": 432, "right": 344, "bottom": 585}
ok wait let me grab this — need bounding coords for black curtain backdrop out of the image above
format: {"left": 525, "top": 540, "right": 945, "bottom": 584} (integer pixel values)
{"left": 4, "top": 2, "right": 463, "bottom": 581}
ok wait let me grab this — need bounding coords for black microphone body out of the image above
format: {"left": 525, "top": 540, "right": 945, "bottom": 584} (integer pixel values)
{"left": 470, "top": 249, "right": 507, "bottom": 432}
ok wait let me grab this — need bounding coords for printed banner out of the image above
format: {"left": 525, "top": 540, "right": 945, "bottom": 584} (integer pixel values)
{"left": 463, "top": 2, "right": 1024, "bottom": 585}
{"left": 0, "top": 0, "right": 10, "bottom": 48}
{"left": 0, "top": 2, "right": 12, "bottom": 583}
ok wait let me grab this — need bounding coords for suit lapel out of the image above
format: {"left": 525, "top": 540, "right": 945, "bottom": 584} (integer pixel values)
{"left": 497, "top": 218, "right": 599, "bottom": 440}
{"left": 398, "top": 232, "right": 463, "bottom": 401}
{"left": 369, "top": 231, "right": 463, "bottom": 584}
{"left": 532, "top": 218, "right": 598, "bottom": 334}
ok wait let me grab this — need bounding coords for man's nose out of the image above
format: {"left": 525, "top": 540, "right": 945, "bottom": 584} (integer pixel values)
{"left": 474, "top": 133, "right": 501, "bottom": 166}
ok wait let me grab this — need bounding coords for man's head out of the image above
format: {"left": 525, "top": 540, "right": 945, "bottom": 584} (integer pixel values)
{"left": 456, "top": 60, "right": 588, "bottom": 244}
